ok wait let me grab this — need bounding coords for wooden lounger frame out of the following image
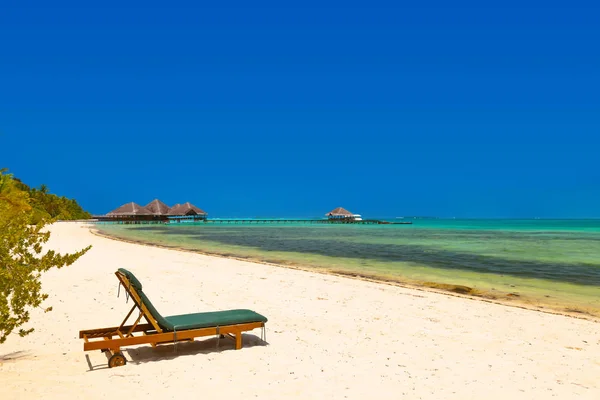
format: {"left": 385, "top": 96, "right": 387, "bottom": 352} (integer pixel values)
{"left": 79, "top": 271, "right": 265, "bottom": 368}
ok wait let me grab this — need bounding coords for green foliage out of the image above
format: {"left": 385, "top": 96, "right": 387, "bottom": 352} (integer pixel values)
{"left": 0, "top": 169, "right": 91, "bottom": 343}
{"left": 11, "top": 178, "right": 92, "bottom": 222}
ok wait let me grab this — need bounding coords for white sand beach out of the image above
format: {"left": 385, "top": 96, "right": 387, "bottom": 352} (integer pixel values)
{"left": 1, "top": 222, "right": 599, "bottom": 399}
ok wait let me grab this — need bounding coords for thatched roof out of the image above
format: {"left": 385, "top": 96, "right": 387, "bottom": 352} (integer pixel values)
{"left": 107, "top": 202, "right": 153, "bottom": 216}
{"left": 325, "top": 207, "right": 353, "bottom": 217}
{"left": 168, "top": 202, "right": 207, "bottom": 216}
{"left": 145, "top": 199, "right": 170, "bottom": 215}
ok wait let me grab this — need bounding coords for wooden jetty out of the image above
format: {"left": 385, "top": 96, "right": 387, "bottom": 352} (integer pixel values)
{"left": 200, "top": 219, "right": 412, "bottom": 225}
{"left": 92, "top": 219, "right": 413, "bottom": 225}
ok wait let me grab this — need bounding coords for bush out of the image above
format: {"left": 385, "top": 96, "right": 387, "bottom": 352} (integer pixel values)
{"left": 0, "top": 170, "right": 91, "bottom": 343}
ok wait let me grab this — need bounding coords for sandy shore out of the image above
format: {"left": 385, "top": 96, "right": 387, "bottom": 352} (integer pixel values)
{"left": 1, "top": 222, "right": 599, "bottom": 399}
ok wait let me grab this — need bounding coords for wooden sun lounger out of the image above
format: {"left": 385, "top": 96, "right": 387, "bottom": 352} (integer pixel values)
{"left": 79, "top": 268, "right": 268, "bottom": 368}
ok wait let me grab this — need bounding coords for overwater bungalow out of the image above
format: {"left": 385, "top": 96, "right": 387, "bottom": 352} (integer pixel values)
{"left": 326, "top": 207, "right": 361, "bottom": 222}
{"left": 96, "top": 199, "right": 208, "bottom": 224}
{"left": 167, "top": 202, "right": 208, "bottom": 223}
{"left": 104, "top": 202, "right": 156, "bottom": 223}
{"left": 145, "top": 199, "right": 171, "bottom": 216}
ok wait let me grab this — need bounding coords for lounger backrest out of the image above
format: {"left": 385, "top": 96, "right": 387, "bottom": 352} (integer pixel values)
{"left": 117, "top": 268, "right": 175, "bottom": 331}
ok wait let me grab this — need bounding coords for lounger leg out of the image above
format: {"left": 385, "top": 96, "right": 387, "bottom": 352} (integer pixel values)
{"left": 235, "top": 332, "right": 242, "bottom": 350}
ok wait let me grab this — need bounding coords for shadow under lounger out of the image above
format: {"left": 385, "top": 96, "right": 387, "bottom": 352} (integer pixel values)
{"left": 79, "top": 268, "right": 268, "bottom": 368}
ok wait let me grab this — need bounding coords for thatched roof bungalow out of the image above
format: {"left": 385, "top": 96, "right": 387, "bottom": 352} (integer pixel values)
{"left": 168, "top": 202, "right": 207, "bottom": 217}
{"left": 167, "top": 202, "right": 208, "bottom": 223}
{"left": 326, "top": 207, "right": 353, "bottom": 218}
{"left": 99, "top": 200, "right": 208, "bottom": 224}
{"left": 145, "top": 199, "right": 170, "bottom": 215}
{"left": 325, "top": 207, "right": 361, "bottom": 221}
{"left": 107, "top": 202, "right": 153, "bottom": 216}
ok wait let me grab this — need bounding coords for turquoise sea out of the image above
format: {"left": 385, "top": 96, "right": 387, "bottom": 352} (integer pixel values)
{"left": 96, "top": 219, "right": 600, "bottom": 317}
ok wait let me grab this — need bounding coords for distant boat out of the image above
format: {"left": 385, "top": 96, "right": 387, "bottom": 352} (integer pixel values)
{"left": 352, "top": 214, "right": 363, "bottom": 221}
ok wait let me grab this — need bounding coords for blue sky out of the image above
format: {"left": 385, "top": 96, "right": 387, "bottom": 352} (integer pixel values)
{"left": 2, "top": 1, "right": 599, "bottom": 218}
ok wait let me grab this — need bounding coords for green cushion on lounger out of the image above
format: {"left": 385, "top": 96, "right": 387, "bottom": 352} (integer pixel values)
{"left": 117, "top": 268, "right": 268, "bottom": 332}
{"left": 118, "top": 268, "right": 143, "bottom": 290}
{"left": 165, "top": 309, "right": 268, "bottom": 330}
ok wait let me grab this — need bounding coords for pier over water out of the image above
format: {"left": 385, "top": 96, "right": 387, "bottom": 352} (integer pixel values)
{"left": 201, "top": 219, "right": 412, "bottom": 225}
{"left": 93, "top": 218, "right": 413, "bottom": 225}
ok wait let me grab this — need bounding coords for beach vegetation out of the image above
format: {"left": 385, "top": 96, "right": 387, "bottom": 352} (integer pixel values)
{"left": 0, "top": 169, "right": 91, "bottom": 344}
{"left": 11, "top": 178, "right": 91, "bottom": 222}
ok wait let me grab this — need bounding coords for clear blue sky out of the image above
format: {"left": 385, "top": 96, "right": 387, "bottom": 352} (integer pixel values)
{"left": 2, "top": 1, "right": 599, "bottom": 218}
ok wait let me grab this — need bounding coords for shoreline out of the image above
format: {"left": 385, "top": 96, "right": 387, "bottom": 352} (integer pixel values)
{"left": 90, "top": 226, "right": 600, "bottom": 323}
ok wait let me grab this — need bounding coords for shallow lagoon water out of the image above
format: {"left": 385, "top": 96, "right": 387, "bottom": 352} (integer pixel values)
{"left": 96, "top": 220, "right": 600, "bottom": 317}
